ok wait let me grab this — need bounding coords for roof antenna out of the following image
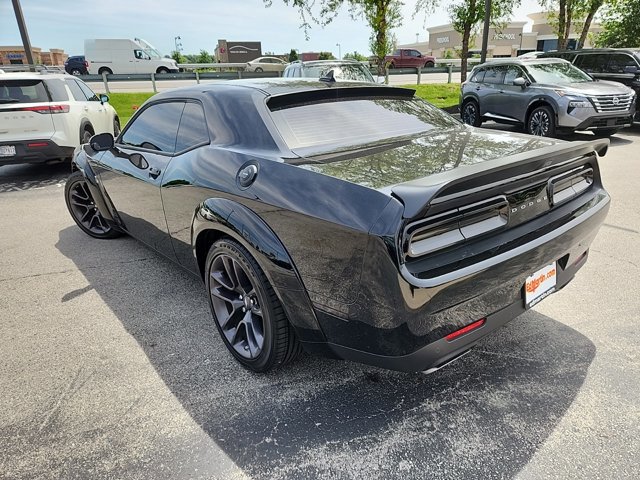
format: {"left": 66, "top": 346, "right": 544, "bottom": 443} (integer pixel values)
{"left": 319, "top": 69, "right": 336, "bottom": 83}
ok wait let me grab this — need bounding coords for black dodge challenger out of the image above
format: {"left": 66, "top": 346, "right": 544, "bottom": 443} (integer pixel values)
{"left": 65, "top": 79, "right": 610, "bottom": 373}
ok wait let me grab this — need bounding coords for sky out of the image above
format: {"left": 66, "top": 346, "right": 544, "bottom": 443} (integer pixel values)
{"left": 1, "top": 0, "right": 543, "bottom": 58}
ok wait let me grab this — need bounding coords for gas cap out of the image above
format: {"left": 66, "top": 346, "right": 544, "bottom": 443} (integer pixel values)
{"left": 237, "top": 164, "right": 258, "bottom": 188}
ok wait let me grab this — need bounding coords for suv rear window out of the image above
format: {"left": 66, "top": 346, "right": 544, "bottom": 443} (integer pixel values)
{"left": 0, "top": 80, "right": 49, "bottom": 104}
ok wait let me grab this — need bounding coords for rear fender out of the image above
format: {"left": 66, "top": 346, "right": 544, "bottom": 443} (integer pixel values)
{"left": 193, "top": 198, "right": 325, "bottom": 342}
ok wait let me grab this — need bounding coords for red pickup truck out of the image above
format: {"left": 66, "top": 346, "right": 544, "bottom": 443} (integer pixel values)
{"left": 385, "top": 49, "right": 436, "bottom": 69}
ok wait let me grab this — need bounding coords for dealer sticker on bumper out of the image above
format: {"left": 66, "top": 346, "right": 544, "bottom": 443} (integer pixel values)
{"left": 525, "top": 262, "right": 557, "bottom": 308}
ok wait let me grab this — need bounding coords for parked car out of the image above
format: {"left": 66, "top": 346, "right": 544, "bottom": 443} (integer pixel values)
{"left": 0, "top": 72, "right": 119, "bottom": 166}
{"left": 539, "top": 48, "right": 640, "bottom": 123}
{"left": 65, "top": 79, "right": 610, "bottom": 374}
{"left": 245, "top": 56, "right": 288, "bottom": 73}
{"left": 385, "top": 49, "right": 436, "bottom": 68}
{"left": 283, "top": 60, "right": 375, "bottom": 82}
{"left": 84, "top": 38, "right": 178, "bottom": 75}
{"left": 64, "top": 55, "right": 89, "bottom": 76}
{"left": 517, "top": 51, "right": 545, "bottom": 59}
{"left": 460, "top": 58, "right": 636, "bottom": 137}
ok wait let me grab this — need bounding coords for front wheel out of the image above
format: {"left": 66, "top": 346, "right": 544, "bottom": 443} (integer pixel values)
{"left": 156, "top": 67, "right": 169, "bottom": 74}
{"left": 527, "top": 105, "right": 556, "bottom": 137}
{"left": 70, "top": 68, "right": 82, "bottom": 76}
{"left": 206, "top": 239, "right": 301, "bottom": 372}
{"left": 461, "top": 100, "right": 482, "bottom": 127}
{"left": 425, "top": 61, "right": 434, "bottom": 68}
{"left": 65, "top": 171, "right": 121, "bottom": 239}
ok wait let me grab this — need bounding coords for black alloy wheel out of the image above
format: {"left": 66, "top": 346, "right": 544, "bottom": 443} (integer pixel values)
{"left": 65, "top": 171, "right": 121, "bottom": 239}
{"left": 527, "top": 106, "right": 556, "bottom": 137}
{"left": 206, "top": 239, "right": 301, "bottom": 372}
{"left": 462, "top": 100, "right": 481, "bottom": 127}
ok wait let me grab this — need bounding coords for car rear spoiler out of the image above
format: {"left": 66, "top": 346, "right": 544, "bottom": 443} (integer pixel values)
{"left": 390, "top": 138, "right": 609, "bottom": 219}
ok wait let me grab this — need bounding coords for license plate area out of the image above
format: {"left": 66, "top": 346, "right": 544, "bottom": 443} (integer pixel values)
{"left": 0, "top": 145, "right": 16, "bottom": 157}
{"left": 524, "top": 262, "right": 557, "bottom": 308}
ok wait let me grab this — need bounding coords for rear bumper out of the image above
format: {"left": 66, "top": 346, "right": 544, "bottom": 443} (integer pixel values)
{"left": 304, "top": 189, "right": 610, "bottom": 373}
{"left": 0, "top": 140, "right": 74, "bottom": 165}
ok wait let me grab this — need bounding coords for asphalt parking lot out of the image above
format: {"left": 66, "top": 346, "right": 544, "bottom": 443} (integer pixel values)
{"left": 1, "top": 125, "right": 639, "bottom": 480}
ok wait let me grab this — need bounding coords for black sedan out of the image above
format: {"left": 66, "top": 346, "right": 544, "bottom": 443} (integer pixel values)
{"left": 65, "top": 79, "right": 610, "bottom": 373}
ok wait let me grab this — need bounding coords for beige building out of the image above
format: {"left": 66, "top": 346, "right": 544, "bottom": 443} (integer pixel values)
{"left": 407, "top": 12, "right": 603, "bottom": 59}
{"left": 0, "top": 46, "right": 68, "bottom": 66}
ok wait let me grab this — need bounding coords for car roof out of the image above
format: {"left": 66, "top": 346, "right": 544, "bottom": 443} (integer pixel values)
{"left": 151, "top": 78, "right": 404, "bottom": 100}
{"left": 544, "top": 48, "right": 639, "bottom": 54}
{"left": 475, "top": 57, "right": 571, "bottom": 68}
{"left": 0, "top": 71, "right": 73, "bottom": 80}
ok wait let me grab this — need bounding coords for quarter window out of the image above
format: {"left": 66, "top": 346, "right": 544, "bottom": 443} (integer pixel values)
{"left": 471, "top": 69, "right": 485, "bottom": 83}
{"left": 65, "top": 79, "right": 87, "bottom": 101}
{"left": 120, "top": 102, "right": 185, "bottom": 153}
{"left": 176, "top": 102, "right": 210, "bottom": 152}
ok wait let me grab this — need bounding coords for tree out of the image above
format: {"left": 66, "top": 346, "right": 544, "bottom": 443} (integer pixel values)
{"left": 265, "top": 1, "right": 402, "bottom": 75}
{"left": 538, "top": 1, "right": 608, "bottom": 50}
{"left": 170, "top": 50, "right": 185, "bottom": 63}
{"left": 318, "top": 51, "right": 336, "bottom": 60}
{"left": 344, "top": 51, "right": 368, "bottom": 61}
{"left": 416, "top": 0, "right": 520, "bottom": 82}
{"left": 197, "top": 49, "right": 212, "bottom": 63}
{"left": 289, "top": 49, "right": 299, "bottom": 62}
{"left": 595, "top": 0, "right": 640, "bottom": 47}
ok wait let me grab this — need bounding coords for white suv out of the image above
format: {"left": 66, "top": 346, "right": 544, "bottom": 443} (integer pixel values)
{"left": 0, "top": 72, "right": 119, "bottom": 166}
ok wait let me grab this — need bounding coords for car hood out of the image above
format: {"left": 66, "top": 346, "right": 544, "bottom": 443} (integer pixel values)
{"left": 294, "top": 126, "right": 560, "bottom": 190}
{"left": 547, "top": 81, "right": 634, "bottom": 96}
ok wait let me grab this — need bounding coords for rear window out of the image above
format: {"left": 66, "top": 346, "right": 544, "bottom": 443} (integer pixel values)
{"left": 0, "top": 80, "right": 49, "bottom": 104}
{"left": 269, "top": 97, "right": 459, "bottom": 152}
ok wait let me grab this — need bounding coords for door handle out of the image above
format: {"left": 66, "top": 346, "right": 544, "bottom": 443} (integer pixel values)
{"left": 148, "top": 167, "right": 161, "bottom": 179}
{"left": 83, "top": 106, "right": 89, "bottom": 111}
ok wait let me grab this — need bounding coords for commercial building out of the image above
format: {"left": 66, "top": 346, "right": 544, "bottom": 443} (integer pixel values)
{"left": 0, "top": 46, "right": 67, "bottom": 66}
{"left": 399, "top": 12, "right": 603, "bottom": 59}
{"left": 215, "top": 40, "right": 262, "bottom": 63}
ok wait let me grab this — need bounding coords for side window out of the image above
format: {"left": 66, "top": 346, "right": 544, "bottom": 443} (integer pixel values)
{"left": 120, "top": 102, "right": 185, "bottom": 153}
{"left": 76, "top": 80, "right": 99, "bottom": 101}
{"left": 504, "top": 66, "right": 524, "bottom": 84}
{"left": 606, "top": 54, "right": 637, "bottom": 73}
{"left": 483, "top": 67, "right": 505, "bottom": 84}
{"left": 392, "top": 49, "right": 400, "bottom": 56}
{"left": 176, "top": 102, "right": 210, "bottom": 152}
{"left": 574, "top": 54, "right": 608, "bottom": 73}
{"left": 65, "top": 79, "right": 86, "bottom": 101}
{"left": 471, "top": 68, "right": 485, "bottom": 83}
{"left": 45, "top": 79, "right": 69, "bottom": 101}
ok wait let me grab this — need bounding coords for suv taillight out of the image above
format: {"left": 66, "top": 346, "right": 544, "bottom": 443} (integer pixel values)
{"left": 21, "top": 105, "right": 70, "bottom": 114}
{"left": 84, "top": 60, "right": 89, "bottom": 68}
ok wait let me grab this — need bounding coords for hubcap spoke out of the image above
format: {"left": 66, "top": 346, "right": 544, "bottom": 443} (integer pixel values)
{"left": 69, "top": 181, "right": 111, "bottom": 235}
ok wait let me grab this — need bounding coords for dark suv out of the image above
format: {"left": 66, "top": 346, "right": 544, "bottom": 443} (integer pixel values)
{"left": 64, "top": 56, "right": 89, "bottom": 76}
{"left": 540, "top": 48, "right": 640, "bottom": 122}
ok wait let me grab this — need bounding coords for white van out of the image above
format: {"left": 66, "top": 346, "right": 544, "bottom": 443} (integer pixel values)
{"left": 85, "top": 39, "right": 179, "bottom": 75}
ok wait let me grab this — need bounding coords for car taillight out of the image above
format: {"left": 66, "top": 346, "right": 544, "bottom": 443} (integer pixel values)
{"left": 21, "top": 105, "right": 70, "bottom": 114}
{"left": 84, "top": 60, "right": 89, "bottom": 68}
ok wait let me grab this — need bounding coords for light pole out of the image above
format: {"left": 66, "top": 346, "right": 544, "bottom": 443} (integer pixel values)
{"left": 174, "top": 36, "right": 182, "bottom": 55}
{"left": 336, "top": 43, "right": 341, "bottom": 60}
{"left": 416, "top": 33, "right": 420, "bottom": 44}
{"left": 12, "top": 0, "right": 35, "bottom": 69}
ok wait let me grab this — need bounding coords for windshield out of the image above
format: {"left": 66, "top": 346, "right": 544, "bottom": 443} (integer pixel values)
{"left": 525, "top": 62, "right": 592, "bottom": 84}
{"left": 269, "top": 97, "right": 460, "bottom": 152}
{"left": 135, "top": 38, "right": 162, "bottom": 59}
{"left": 303, "top": 64, "right": 375, "bottom": 83}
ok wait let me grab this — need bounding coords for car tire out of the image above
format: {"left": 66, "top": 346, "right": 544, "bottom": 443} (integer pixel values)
{"left": 113, "top": 118, "right": 121, "bottom": 137}
{"left": 527, "top": 105, "right": 556, "bottom": 137}
{"left": 81, "top": 127, "right": 94, "bottom": 145}
{"left": 206, "top": 238, "right": 301, "bottom": 372}
{"left": 70, "top": 68, "right": 82, "bottom": 76}
{"left": 388, "top": 62, "right": 396, "bottom": 69}
{"left": 461, "top": 99, "right": 482, "bottom": 127}
{"left": 98, "top": 67, "right": 113, "bottom": 75}
{"left": 425, "top": 61, "right": 434, "bottom": 68}
{"left": 592, "top": 128, "right": 619, "bottom": 138}
{"left": 65, "top": 171, "right": 121, "bottom": 239}
{"left": 254, "top": 67, "right": 263, "bottom": 73}
{"left": 156, "top": 67, "right": 169, "bottom": 74}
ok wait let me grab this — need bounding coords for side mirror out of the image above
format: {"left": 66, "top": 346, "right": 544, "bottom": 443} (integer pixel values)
{"left": 624, "top": 65, "right": 640, "bottom": 74}
{"left": 89, "top": 132, "right": 114, "bottom": 151}
{"left": 99, "top": 94, "right": 109, "bottom": 104}
{"left": 513, "top": 77, "right": 528, "bottom": 88}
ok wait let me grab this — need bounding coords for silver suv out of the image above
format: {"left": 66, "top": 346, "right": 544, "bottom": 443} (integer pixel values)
{"left": 460, "top": 58, "right": 636, "bottom": 137}
{"left": 283, "top": 60, "right": 375, "bottom": 83}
